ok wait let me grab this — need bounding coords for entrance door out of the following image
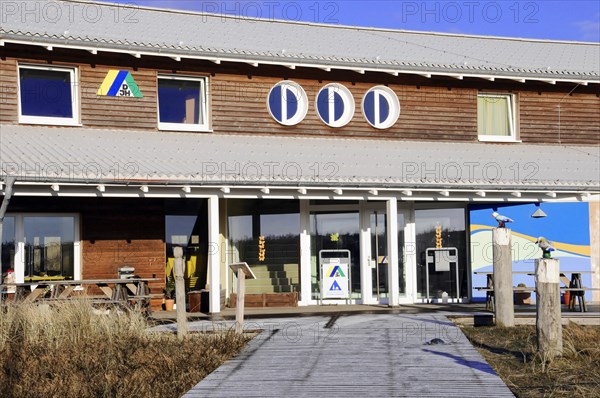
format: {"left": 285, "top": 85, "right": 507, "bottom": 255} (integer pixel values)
{"left": 362, "top": 205, "right": 409, "bottom": 304}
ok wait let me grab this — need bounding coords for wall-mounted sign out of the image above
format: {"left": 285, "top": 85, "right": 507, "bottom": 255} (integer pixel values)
{"left": 267, "top": 80, "right": 308, "bottom": 126}
{"left": 97, "top": 70, "right": 143, "bottom": 97}
{"left": 315, "top": 83, "right": 355, "bottom": 128}
{"left": 362, "top": 86, "right": 401, "bottom": 129}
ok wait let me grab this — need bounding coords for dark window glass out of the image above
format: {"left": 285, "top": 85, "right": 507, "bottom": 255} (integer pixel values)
{"left": 24, "top": 216, "right": 75, "bottom": 279}
{"left": 158, "top": 78, "right": 203, "bottom": 124}
{"left": 1, "top": 217, "right": 15, "bottom": 276}
{"left": 20, "top": 68, "right": 73, "bottom": 118}
{"left": 415, "top": 208, "right": 468, "bottom": 299}
{"left": 228, "top": 200, "right": 300, "bottom": 295}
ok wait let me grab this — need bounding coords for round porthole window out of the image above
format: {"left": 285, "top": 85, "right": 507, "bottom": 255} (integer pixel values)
{"left": 362, "top": 86, "right": 400, "bottom": 129}
{"left": 267, "top": 80, "right": 309, "bottom": 126}
{"left": 315, "top": 83, "right": 355, "bottom": 128}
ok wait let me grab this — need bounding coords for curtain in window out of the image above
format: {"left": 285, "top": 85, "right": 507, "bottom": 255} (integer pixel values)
{"left": 478, "top": 95, "right": 511, "bottom": 136}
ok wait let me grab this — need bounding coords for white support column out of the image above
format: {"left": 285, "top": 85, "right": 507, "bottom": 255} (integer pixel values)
{"left": 404, "top": 212, "right": 417, "bottom": 303}
{"left": 387, "top": 198, "right": 400, "bottom": 307}
{"left": 208, "top": 196, "right": 221, "bottom": 313}
{"left": 299, "top": 199, "right": 312, "bottom": 306}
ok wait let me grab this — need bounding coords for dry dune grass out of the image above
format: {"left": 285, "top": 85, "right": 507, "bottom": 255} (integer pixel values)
{"left": 460, "top": 323, "right": 600, "bottom": 397}
{"left": 0, "top": 301, "right": 249, "bottom": 398}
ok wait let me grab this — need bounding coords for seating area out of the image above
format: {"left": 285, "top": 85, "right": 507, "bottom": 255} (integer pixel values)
{"left": 474, "top": 271, "right": 597, "bottom": 312}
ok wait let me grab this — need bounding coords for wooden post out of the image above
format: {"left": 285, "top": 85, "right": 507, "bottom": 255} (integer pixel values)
{"left": 235, "top": 267, "right": 245, "bottom": 334}
{"left": 493, "top": 228, "right": 514, "bottom": 327}
{"left": 173, "top": 247, "right": 188, "bottom": 340}
{"left": 536, "top": 258, "right": 563, "bottom": 358}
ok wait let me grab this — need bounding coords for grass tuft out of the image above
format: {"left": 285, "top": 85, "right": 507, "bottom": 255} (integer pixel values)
{"left": 0, "top": 301, "right": 249, "bottom": 398}
{"left": 459, "top": 322, "right": 600, "bottom": 397}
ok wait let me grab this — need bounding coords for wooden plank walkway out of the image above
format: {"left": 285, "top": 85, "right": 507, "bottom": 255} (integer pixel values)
{"left": 183, "top": 314, "right": 514, "bottom": 397}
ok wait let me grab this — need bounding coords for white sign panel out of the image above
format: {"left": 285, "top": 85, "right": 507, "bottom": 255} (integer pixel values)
{"left": 322, "top": 260, "right": 349, "bottom": 299}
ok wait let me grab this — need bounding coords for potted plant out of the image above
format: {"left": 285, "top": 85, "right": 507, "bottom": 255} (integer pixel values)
{"left": 163, "top": 276, "right": 175, "bottom": 311}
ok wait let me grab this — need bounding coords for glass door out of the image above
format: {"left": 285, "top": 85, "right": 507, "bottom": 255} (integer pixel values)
{"left": 370, "top": 210, "right": 388, "bottom": 299}
{"left": 310, "top": 211, "right": 361, "bottom": 300}
{"left": 363, "top": 206, "right": 409, "bottom": 303}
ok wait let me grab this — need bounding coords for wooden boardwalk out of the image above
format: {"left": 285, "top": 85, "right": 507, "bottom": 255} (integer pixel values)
{"left": 184, "top": 314, "right": 514, "bottom": 397}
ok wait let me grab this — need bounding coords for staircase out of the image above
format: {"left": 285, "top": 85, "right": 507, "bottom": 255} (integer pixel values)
{"left": 244, "top": 263, "right": 299, "bottom": 294}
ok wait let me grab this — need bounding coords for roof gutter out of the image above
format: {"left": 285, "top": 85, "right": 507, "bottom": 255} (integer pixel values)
{"left": 1, "top": 35, "right": 598, "bottom": 86}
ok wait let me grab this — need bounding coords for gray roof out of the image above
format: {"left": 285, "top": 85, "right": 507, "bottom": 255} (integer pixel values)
{"left": 1, "top": 0, "right": 599, "bottom": 81}
{"left": 1, "top": 125, "right": 598, "bottom": 191}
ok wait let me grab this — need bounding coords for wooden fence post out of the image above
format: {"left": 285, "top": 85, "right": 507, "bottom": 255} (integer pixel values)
{"left": 493, "top": 228, "right": 514, "bottom": 327}
{"left": 536, "top": 258, "right": 563, "bottom": 358}
{"left": 173, "top": 247, "right": 188, "bottom": 340}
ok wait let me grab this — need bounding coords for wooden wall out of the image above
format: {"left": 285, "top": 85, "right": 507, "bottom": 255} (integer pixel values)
{"left": 6, "top": 198, "right": 166, "bottom": 297}
{"left": 1, "top": 45, "right": 598, "bottom": 145}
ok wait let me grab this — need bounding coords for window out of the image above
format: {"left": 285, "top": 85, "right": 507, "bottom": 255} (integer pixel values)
{"left": 18, "top": 64, "right": 79, "bottom": 125}
{"left": 362, "top": 86, "right": 401, "bottom": 129}
{"left": 1, "top": 214, "right": 80, "bottom": 283}
{"left": 157, "top": 75, "right": 209, "bottom": 131}
{"left": 315, "top": 83, "right": 355, "bottom": 128}
{"left": 477, "top": 93, "right": 517, "bottom": 142}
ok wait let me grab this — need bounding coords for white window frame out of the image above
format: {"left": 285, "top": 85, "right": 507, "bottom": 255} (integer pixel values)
{"left": 17, "top": 63, "right": 80, "bottom": 126}
{"left": 5, "top": 213, "right": 81, "bottom": 284}
{"left": 157, "top": 74, "right": 210, "bottom": 132}
{"left": 477, "top": 93, "right": 519, "bottom": 143}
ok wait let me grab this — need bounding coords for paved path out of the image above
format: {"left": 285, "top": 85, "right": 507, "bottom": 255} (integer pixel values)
{"left": 181, "top": 314, "right": 514, "bottom": 397}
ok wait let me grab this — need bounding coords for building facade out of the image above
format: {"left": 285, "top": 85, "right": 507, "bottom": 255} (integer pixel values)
{"left": 1, "top": 0, "right": 599, "bottom": 312}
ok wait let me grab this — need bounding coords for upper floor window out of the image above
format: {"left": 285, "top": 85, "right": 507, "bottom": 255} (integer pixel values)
{"left": 477, "top": 93, "right": 517, "bottom": 142}
{"left": 157, "top": 75, "right": 209, "bottom": 132}
{"left": 18, "top": 64, "right": 79, "bottom": 126}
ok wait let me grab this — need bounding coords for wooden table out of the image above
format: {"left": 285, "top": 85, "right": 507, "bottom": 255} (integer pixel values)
{"left": 0, "top": 278, "right": 159, "bottom": 312}
{"left": 473, "top": 271, "right": 595, "bottom": 312}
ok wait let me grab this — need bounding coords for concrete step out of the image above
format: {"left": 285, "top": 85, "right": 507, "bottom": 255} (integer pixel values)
{"left": 245, "top": 285, "right": 298, "bottom": 294}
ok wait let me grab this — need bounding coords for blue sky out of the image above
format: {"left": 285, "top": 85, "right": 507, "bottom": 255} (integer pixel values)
{"left": 106, "top": 0, "right": 600, "bottom": 42}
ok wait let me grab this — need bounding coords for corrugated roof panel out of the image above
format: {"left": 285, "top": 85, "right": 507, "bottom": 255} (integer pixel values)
{"left": 0, "top": 125, "right": 598, "bottom": 190}
{"left": 0, "top": 0, "right": 598, "bottom": 79}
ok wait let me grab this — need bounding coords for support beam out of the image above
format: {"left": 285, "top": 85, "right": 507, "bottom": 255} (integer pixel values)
{"left": 297, "top": 188, "right": 307, "bottom": 195}
{"left": 208, "top": 196, "right": 221, "bottom": 313}
{"left": 387, "top": 198, "right": 400, "bottom": 307}
{"left": 140, "top": 185, "right": 148, "bottom": 193}
{"left": 386, "top": 71, "right": 399, "bottom": 77}
{"left": 51, "top": 184, "right": 60, "bottom": 192}
{"left": 220, "top": 187, "right": 230, "bottom": 194}
{"left": 333, "top": 189, "right": 343, "bottom": 195}
{"left": 511, "top": 191, "right": 522, "bottom": 198}
{"left": 96, "top": 185, "right": 105, "bottom": 192}
{"left": 88, "top": 49, "right": 97, "bottom": 55}
{"left": 402, "top": 190, "right": 413, "bottom": 196}
{"left": 476, "top": 191, "right": 486, "bottom": 197}
{"left": 369, "top": 189, "right": 378, "bottom": 196}
{"left": 493, "top": 228, "right": 514, "bottom": 327}
{"left": 182, "top": 186, "right": 191, "bottom": 193}
{"left": 260, "top": 187, "right": 270, "bottom": 194}
{"left": 439, "top": 191, "right": 450, "bottom": 197}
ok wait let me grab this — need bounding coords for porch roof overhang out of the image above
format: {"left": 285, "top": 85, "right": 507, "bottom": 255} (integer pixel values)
{"left": 1, "top": 125, "right": 598, "bottom": 201}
